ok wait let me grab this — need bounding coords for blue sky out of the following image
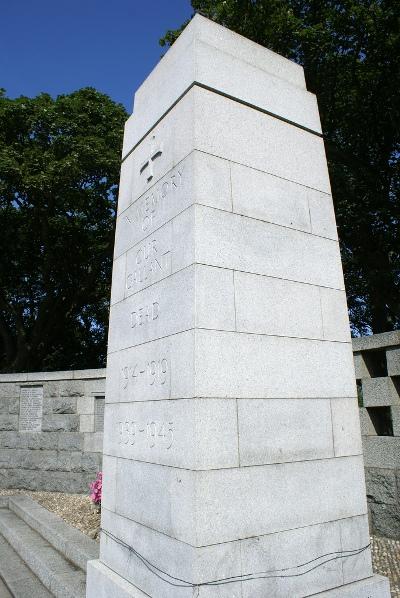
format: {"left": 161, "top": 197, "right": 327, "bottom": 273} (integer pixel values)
{"left": 1, "top": 0, "right": 193, "bottom": 111}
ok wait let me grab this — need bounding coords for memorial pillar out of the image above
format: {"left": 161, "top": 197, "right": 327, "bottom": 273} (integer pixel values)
{"left": 87, "top": 15, "right": 390, "bottom": 597}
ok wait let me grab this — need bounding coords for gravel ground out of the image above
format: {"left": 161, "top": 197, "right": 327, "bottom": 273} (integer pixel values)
{"left": 0, "top": 489, "right": 101, "bottom": 540}
{"left": 0, "top": 490, "right": 399, "bottom": 595}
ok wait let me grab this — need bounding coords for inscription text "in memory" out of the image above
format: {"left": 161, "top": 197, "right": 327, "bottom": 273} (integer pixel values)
{"left": 118, "top": 420, "right": 174, "bottom": 450}
{"left": 125, "top": 164, "right": 184, "bottom": 232}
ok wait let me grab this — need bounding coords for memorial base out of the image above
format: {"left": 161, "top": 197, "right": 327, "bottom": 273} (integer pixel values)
{"left": 87, "top": 560, "right": 390, "bottom": 598}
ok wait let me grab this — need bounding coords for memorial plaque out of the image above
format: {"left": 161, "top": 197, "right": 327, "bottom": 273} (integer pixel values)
{"left": 19, "top": 386, "right": 43, "bottom": 432}
{"left": 94, "top": 396, "right": 105, "bottom": 432}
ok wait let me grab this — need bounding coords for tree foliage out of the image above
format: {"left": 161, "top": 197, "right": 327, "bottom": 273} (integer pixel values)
{"left": 0, "top": 88, "right": 127, "bottom": 372}
{"left": 161, "top": 0, "right": 400, "bottom": 335}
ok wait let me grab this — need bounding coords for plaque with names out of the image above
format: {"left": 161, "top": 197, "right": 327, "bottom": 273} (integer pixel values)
{"left": 94, "top": 397, "right": 105, "bottom": 432}
{"left": 19, "top": 386, "right": 43, "bottom": 432}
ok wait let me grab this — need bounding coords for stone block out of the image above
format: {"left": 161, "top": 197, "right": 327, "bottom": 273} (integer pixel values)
{"left": 101, "top": 455, "right": 118, "bottom": 513}
{"left": 99, "top": 506, "right": 242, "bottom": 598}
{"left": 27, "top": 371, "right": 73, "bottom": 381}
{"left": 42, "top": 414, "right": 79, "bottom": 432}
{"left": 369, "top": 502, "right": 400, "bottom": 539}
{"left": 87, "top": 560, "right": 149, "bottom": 598}
{"left": 0, "top": 415, "right": 18, "bottom": 431}
{"left": 386, "top": 347, "right": 400, "bottom": 376}
{"left": 353, "top": 353, "right": 370, "bottom": 380}
{"left": 0, "top": 383, "right": 19, "bottom": 399}
{"left": 73, "top": 368, "right": 106, "bottom": 380}
{"left": 234, "top": 272, "right": 323, "bottom": 339}
{"left": 114, "top": 456, "right": 367, "bottom": 546}
{"left": 103, "top": 399, "right": 238, "bottom": 470}
{"left": 319, "top": 287, "right": 351, "bottom": 342}
{"left": 77, "top": 396, "right": 95, "bottom": 414}
{"left": 391, "top": 405, "right": 400, "bottom": 436}
{"left": 83, "top": 432, "right": 103, "bottom": 453}
{"left": 84, "top": 378, "right": 106, "bottom": 395}
{"left": 352, "top": 331, "right": 400, "bottom": 352}
{"left": 230, "top": 161, "right": 312, "bottom": 234}
{"left": 59, "top": 380, "right": 85, "bottom": 397}
{"left": 314, "top": 575, "right": 390, "bottom": 597}
{"left": 108, "top": 264, "right": 235, "bottom": 353}
{"left": 110, "top": 253, "right": 126, "bottom": 306}
{"left": 194, "top": 330, "right": 356, "bottom": 399}
{"left": 237, "top": 398, "right": 334, "bottom": 466}
{"left": 308, "top": 188, "right": 338, "bottom": 241}
{"left": 0, "top": 397, "right": 19, "bottom": 414}
{"left": 365, "top": 468, "right": 397, "bottom": 505}
{"left": 79, "top": 414, "right": 94, "bottom": 433}
{"left": 127, "top": 16, "right": 321, "bottom": 157}
{"left": 331, "top": 398, "right": 363, "bottom": 457}
{"left": 340, "top": 514, "right": 372, "bottom": 584}
{"left": 359, "top": 408, "right": 376, "bottom": 436}
{"left": 57, "top": 432, "right": 83, "bottom": 451}
{"left": 362, "top": 436, "right": 400, "bottom": 468}
{"left": 0, "top": 373, "right": 28, "bottom": 382}
{"left": 43, "top": 381, "right": 60, "bottom": 398}
{"left": 106, "top": 329, "right": 194, "bottom": 404}
{"left": 194, "top": 204, "right": 344, "bottom": 289}
{"left": 51, "top": 397, "right": 77, "bottom": 414}
{"left": 361, "top": 377, "right": 399, "bottom": 407}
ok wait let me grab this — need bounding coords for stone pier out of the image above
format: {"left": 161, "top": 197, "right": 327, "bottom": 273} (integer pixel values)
{"left": 87, "top": 15, "right": 390, "bottom": 597}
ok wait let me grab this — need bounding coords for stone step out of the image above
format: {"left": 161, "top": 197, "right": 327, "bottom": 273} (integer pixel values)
{"left": 8, "top": 494, "right": 99, "bottom": 571}
{"left": 0, "top": 518, "right": 53, "bottom": 598}
{"left": 0, "top": 507, "right": 86, "bottom": 598}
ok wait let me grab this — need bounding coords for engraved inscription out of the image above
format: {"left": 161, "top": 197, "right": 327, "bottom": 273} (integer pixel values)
{"left": 19, "top": 386, "right": 43, "bottom": 432}
{"left": 130, "top": 302, "right": 159, "bottom": 329}
{"left": 118, "top": 419, "right": 174, "bottom": 450}
{"left": 126, "top": 238, "right": 170, "bottom": 292}
{"left": 94, "top": 397, "right": 105, "bottom": 432}
{"left": 125, "top": 163, "right": 184, "bottom": 232}
{"left": 139, "top": 135, "right": 163, "bottom": 184}
{"left": 121, "top": 358, "right": 168, "bottom": 390}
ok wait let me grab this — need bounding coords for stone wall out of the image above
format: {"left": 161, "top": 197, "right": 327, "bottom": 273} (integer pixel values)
{"left": 0, "top": 369, "right": 106, "bottom": 492}
{"left": 354, "top": 331, "right": 400, "bottom": 539}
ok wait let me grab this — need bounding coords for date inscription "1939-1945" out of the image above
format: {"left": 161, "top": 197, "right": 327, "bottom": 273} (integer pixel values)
{"left": 118, "top": 420, "right": 174, "bottom": 449}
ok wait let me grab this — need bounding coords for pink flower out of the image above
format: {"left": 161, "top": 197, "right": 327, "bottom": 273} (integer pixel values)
{"left": 89, "top": 471, "right": 102, "bottom": 505}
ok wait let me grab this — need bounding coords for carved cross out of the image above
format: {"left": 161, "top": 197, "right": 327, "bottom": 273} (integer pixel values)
{"left": 139, "top": 136, "right": 163, "bottom": 183}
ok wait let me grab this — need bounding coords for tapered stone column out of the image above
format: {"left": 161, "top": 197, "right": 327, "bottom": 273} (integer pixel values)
{"left": 87, "top": 15, "right": 390, "bottom": 598}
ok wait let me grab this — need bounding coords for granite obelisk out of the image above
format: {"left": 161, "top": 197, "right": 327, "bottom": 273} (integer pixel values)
{"left": 87, "top": 15, "right": 390, "bottom": 598}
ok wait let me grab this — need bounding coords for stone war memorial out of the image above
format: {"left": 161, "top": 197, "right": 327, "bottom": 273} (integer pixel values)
{"left": 87, "top": 15, "right": 390, "bottom": 598}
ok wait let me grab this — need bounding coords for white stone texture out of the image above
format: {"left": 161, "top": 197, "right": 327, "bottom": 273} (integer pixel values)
{"left": 194, "top": 205, "right": 343, "bottom": 289}
{"left": 114, "top": 456, "right": 367, "bottom": 546}
{"left": 79, "top": 415, "right": 94, "bottom": 433}
{"left": 237, "top": 399, "right": 334, "bottom": 466}
{"left": 314, "top": 576, "right": 390, "bottom": 597}
{"left": 194, "top": 330, "right": 356, "bottom": 399}
{"left": 99, "top": 508, "right": 242, "bottom": 598}
{"left": 101, "top": 455, "right": 117, "bottom": 513}
{"left": 109, "top": 253, "right": 126, "bottom": 306}
{"left": 76, "top": 397, "right": 95, "bottom": 415}
{"left": 103, "top": 399, "right": 239, "bottom": 470}
{"left": 105, "top": 330, "right": 194, "bottom": 404}
{"left": 108, "top": 264, "right": 235, "bottom": 354}
{"left": 331, "top": 398, "right": 363, "bottom": 457}
{"left": 122, "top": 15, "right": 321, "bottom": 157}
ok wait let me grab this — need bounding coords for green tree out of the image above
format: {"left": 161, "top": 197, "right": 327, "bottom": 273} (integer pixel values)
{"left": 161, "top": 0, "right": 400, "bottom": 335}
{"left": 0, "top": 88, "right": 127, "bottom": 372}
